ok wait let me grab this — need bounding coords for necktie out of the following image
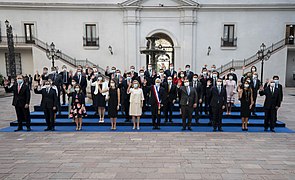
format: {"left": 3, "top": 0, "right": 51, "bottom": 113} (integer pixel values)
{"left": 168, "top": 85, "right": 171, "bottom": 92}
{"left": 187, "top": 87, "right": 190, "bottom": 95}
{"left": 47, "top": 88, "right": 50, "bottom": 94}
{"left": 18, "top": 84, "right": 21, "bottom": 93}
{"left": 218, "top": 87, "right": 221, "bottom": 94}
{"left": 272, "top": 87, "right": 274, "bottom": 95}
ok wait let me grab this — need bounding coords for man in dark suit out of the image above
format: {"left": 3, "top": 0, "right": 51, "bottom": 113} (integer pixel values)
{"left": 251, "top": 72, "right": 261, "bottom": 116}
{"left": 200, "top": 71, "right": 209, "bottom": 115}
{"left": 148, "top": 78, "right": 166, "bottom": 129}
{"left": 273, "top": 75, "right": 283, "bottom": 123}
{"left": 259, "top": 79, "right": 281, "bottom": 132}
{"left": 130, "top": 65, "right": 138, "bottom": 79}
{"left": 163, "top": 76, "right": 177, "bottom": 123}
{"left": 208, "top": 78, "right": 227, "bottom": 132}
{"left": 184, "top": 65, "right": 194, "bottom": 82}
{"left": 34, "top": 81, "right": 58, "bottom": 131}
{"left": 4, "top": 75, "right": 31, "bottom": 131}
{"left": 121, "top": 72, "right": 132, "bottom": 122}
{"left": 178, "top": 79, "right": 198, "bottom": 131}
{"left": 164, "top": 63, "right": 177, "bottom": 78}
{"left": 192, "top": 74, "right": 203, "bottom": 123}
{"left": 73, "top": 68, "right": 87, "bottom": 95}
{"left": 48, "top": 67, "right": 63, "bottom": 115}
{"left": 144, "top": 64, "right": 156, "bottom": 85}
{"left": 59, "top": 65, "right": 70, "bottom": 105}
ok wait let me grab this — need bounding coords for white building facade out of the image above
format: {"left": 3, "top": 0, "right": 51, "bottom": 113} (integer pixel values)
{"left": 0, "top": 0, "right": 295, "bottom": 86}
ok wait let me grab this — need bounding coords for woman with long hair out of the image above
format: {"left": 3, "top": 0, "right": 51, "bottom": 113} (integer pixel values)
{"left": 108, "top": 79, "right": 121, "bottom": 130}
{"left": 238, "top": 81, "right": 254, "bottom": 131}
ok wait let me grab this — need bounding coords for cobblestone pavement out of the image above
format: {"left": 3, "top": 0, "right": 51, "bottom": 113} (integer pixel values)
{"left": 0, "top": 87, "right": 294, "bottom": 180}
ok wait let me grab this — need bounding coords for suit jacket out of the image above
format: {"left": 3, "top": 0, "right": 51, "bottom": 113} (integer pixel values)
{"left": 251, "top": 78, "right": 261, "bottom": 97}
{"left": 144, "top": 70, "right": 155, "bottom": 85}
{"left": 208, "top": 86, "right": 227, "bottom": 108}
{"left": 276, "top": 84, "right": 283, "bottom": 103}
{"left": 200, "top": 77, "right": 209, "bottom": 95}
{"left": 34, "top": 87, "right": 57, "bottom": 109}
{"left": 148, "top": 85, "right": 166, "bottom": 106}
{"left": 59, "top": 71, "right": 70, "bottom": 85}
{"left": 259, "top": 86, "right": 281, "bottom": 109}
{"left": 73, "top": 75, "right": 87, "bottom": 90}
{"left": 164, "top": 69, "right": 177, "bottom": 78}
{"left": 184, "top": 71, "right": 194, "bottom": 82}
{"left": 191, "top": 81, "right": 203, "bottom": 101}
{"left": 71, "top": 92, "right": 85, "bottom": 106}
{"left": 5, "top": 83, "right": 30, "bottom": 107}
{"left": 178, "top": 86, "right": 198, "bottom": 107}
{"left": 163, "top": 82, "right": 177, "bottom": 103}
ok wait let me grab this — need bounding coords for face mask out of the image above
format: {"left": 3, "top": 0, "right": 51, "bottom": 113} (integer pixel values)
{"left": 193, "top": 78, "right": 198, "bottom": 81}
{"left": 230, "top": 71, "right": 234, "bottom": 73}
{"left": 229, "top": 76, "right": 233, "bottom": 80}
{"left": 116, "top": 73, "right": 121, "bottom": 76}
{"left": 253, "top": 76, "right": 257, "bottom": 79}
{"left": 212, "top": 68, "right": 216, "bottom": 71}
{"left": 127, "top": 77, "right": 131, "bottom": 81}
{"left": 93, "top": 68, "right": 97, "bottom": 72}
{"left": 252, "top": 68, "right": 256, "bottom": 72}
{"left": 244, "top": 84, "right": 249, "bottom": 88}
{"left": 133, "top": 84, "right": 138, "bottom": 88}
{"left": 111, "top": 70, "right": 115, "bottom": 73}
{"left": 274, "top": 80, "right": 279, "bottom": 84}
{"left": 217, "top": 82, "right": 222, "bottom": 86}
{"left": 159, "top": 73, "right": 164, "bottom": 76}
{"left": 185, "top": 68, "right": 190, "bottom": 71}
{"left": 170, "top": 66, "right": 174, "bottom": 70}
{"left": 94, "top": 72, "right": 98, "bottom": 76}
{"left": 45, "top": 84, "right": 50, "bottom": 89}
{"left": 17, "top": 79, "right": 23, "bottom": 84}
{"left": 130, "top": 68, "right": 135, "bottom": 72}
{"left": 140, "top": 73, "right": 144, "bottom": 76}
{"left": 180, "top": 74, "right": 184, "bottom": 78}
{"left": 71, "top": 82, "right": 76, "bottom": 86}
{"left": 77, "top": 72, "right": 81, "bottom": 75}
{"left": 63, "top": 68, "right": 67, "bottom": 71}
{"left": 98, "top": 77, "right": 103, "bottom": 81}
{"left": 155, "top": 83, "right": 160, "bottom": 87}
{"left": 184, "top": 82, "right": 190, "bottom": 87}
{"left": 247, "top": 80, "right": 251, "bottom": 83}
{"left": 75, "top": 88, "right": 80, "bottom": 92}
{"left": 148, "top": 66, "right": 152, "bottom": 70}
{"left": 168, "top": 80, "right": 172, "bottom": 84}
{"left": 270, "top": 83, "right": 275, "bottom": 87}
{"left": 43, "top": 71, "right": 48, "bottom": 74}
{"left": 213, "top": 74, "right": 217, "bottom": 78}
{"left": 110, "top": 83, "right": 115, "bottom": 87}
{"left": 203, "top": 72, "right": 207, "bottom": 76}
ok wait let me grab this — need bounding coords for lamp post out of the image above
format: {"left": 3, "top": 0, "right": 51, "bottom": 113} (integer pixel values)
{"left": 46, "top": 42, "right": 61, "bottom": 69}
{"left": 5, "top": 20, "right": 17, "bottom": 79}
{"left": 256, "top": 43, "right": 271, "bottom": 84}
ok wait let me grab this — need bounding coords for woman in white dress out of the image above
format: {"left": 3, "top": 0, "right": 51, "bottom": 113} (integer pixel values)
{"left": 127, "top": 80, "right": 145, "bottom": 130}
{"left": 224, "top": 74, "right": 237, "bottom": 115}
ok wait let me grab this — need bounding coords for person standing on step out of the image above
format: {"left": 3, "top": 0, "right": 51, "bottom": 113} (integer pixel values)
{"left": 73, "top": 68, "right": 87, "bottom": 96}
{"left": 225, "top": 73, "right": 237, "bottom": 115}
{"left": 121, "top": 72, "right": 132, "bottom": 122}
{"left": 178, "top": 79, "right": 198, "bottom": 131}
{"left": 192, "top": 74, "right": 203, "bottom": 124}
{"left": 92, "top": 75, "right": 108, "bottom": 123}
{"left": 184, "top": 65, "right": 194, "bottom": 82}
{"left": 259, "top": 79, "right": 281, "bottom": 132}
{"left": 148, "top": 78, "right": 166, "bottom": 130}
{"left": 238, "top": 80, "right": 254, "bottom": 131}
{"left": 34, "top": 80, "right": 57, "bottom": 131}
{"left": 108, "top": 79, "right": 121, "bottom": 130}
{"left": 65, "top": 79, "right": 77, "bottom": 119}
{"left": 59, "top": 65, "right": 70, "bottom": 105}
{"left": 251, "top": 72, "right": 261, "bottom": 116}
{"left": 69, "top": 84, "right": 86, "bottom": 131}
{"left": 128, "top": 80, "right": 144, "bottom": 130}
{"left": 4, "top": 75, "right": 31, "bottom": 131}
{"left": 208, "top": 78, "right": 227, "bottom": 132}
{"left": 163, "top": 76, "right": 177, "bottom": 123}
{"left": 273, "top": 75, "right": 283, "bottom": 123}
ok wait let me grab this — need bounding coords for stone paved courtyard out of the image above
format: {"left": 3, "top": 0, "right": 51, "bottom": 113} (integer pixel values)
{"left": 0, "top": 87, "right": 294, "bottom": 180}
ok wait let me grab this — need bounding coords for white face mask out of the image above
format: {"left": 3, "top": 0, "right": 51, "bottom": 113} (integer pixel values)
{"left": 244, "top": 84, "right": 249, "bottom": 88}
{"left": 98, "top": 77, "right": 103, "bottom": 81}
{"left": 274, "top": 80, "right": 279, "bottom": 84}
{"left": 17, "top": 79, "right": 23, "bottom": 84}
{"left": 63, "top": 68, "right": 67, "bottom": 71}
{"left": 203, "top": 72, "right": 207, "bottom": 76}
{"left": 94, "top": 72, "right": 98, "bottom": 76}
{"left": 193, "top": 78, "right": 198, "bottom": 81}
{"left": 253, "top": 75, "right": 257, "bottom": 79}
{"left": 184, "top": 82, "right": 190, "bottom": 87}
{"left": 213, "top": 74, "right": 217, "bottom": 78}
{"left": 247, "top": 80, "right": 251, "bottom": 83}
{"left": 127, "top": 77, "right": 131, "bottom": 81}
{"left": 155, "top": 83, "right": 160, "bottom": 87}
{"left": 110, "top": 83, "right": 115, "bottom": 87}
{"left": 229, "top": 76, "right": 233, "bottom": 80}
{"left": 170, "top": 66, "right": 174, "bottom": 69}
{"left": 148, "top": 66, "right": 152, "bottom": 70}
{"left": 168, "top": 80, "right": 172, "bottom": 84}
{"left": 185, "top": 68, "right": 190, "bottom": 71}
{"left": 77, "top": 72, "right": 81, "bottom": 75}
{"left": 133, "top": 84, "right": 138, "bottom": 88}
{"left": 159, "top": 73, "right": 164, "bottom": 76}
{"left": 230, "top": 71, "right": 234, "bottom": 73}
{"left": 217, "top": 82, "right": 222, "bottom": 86}
{"left": 180, "top": 74, "right": 184, "bottom": 78}
{"left": 270, "top": 83, "right": 275, "bottom": 87}
{"left": 71, "top": 82, "right": 76, "bottom": 86}
{"left": 140, "top": 73, "right": 144, "bottom": 76}
{"left": 45, "top": 84, "right": 50, "bottom": 89}
{"left": 75, "top": 88, "right": 80, "bottom": 92}
{"left": 130, "top": 68, "right": 135, "bottom": 72}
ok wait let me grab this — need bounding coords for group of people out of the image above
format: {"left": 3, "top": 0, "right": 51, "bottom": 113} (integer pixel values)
{"left": 4, "top": 63, "right": 283, "bottom": 132}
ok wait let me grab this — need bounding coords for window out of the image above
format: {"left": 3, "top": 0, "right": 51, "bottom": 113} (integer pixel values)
{"left": 84, "top": 24, "right": 99, "bottom": 47}
{"left": 24, "top": 23, "right": 35, "bottom": 43}
{"left": 5, "top": 53, "right": 22, "bottom": 77}
{"left": 221, "top": 24, "right": 237, "bottom": 47}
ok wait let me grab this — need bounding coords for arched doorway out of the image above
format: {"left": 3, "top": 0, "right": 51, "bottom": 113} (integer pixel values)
{"left": 146, "top": 33, "right": 174, "bottom": 71}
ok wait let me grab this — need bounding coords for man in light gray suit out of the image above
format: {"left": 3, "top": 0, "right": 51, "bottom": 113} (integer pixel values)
{"left": 178, "top": 79, "right": 198, "bottom": 131}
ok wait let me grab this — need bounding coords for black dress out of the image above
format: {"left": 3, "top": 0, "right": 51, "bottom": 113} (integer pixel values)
{"left": 94, "top": 84, "right": 106, "bottom": 108}
{"left": 240, "top": 89, "right": 252, "bottom": 117}
{"left": 108, "top": 88, "right": 118, "bottom": 118}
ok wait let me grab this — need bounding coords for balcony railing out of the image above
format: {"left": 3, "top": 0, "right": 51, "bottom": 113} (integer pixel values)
{"left": 221, "top": 37, "right": 237, "bottom": 47}
{"left": 83, "top": 37, "right": 99, "bottom": 47}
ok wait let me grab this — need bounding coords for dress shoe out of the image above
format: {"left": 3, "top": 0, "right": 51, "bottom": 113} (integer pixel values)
{"left": 27, "top": 128, "right": 32, "bottom": 132}
{"left": 182, "top": 127, "right": 186, "bottom": 131}
{"left": 264, "top": 129, "right": 268, "bottom": 132}
{"left": 188, "top": 127, "right": 192, "bottom": 131}
{"left": 245, "top": 128, "right": 248, "bottom": 131}
{"left": 153, "top": 126, "right": 157, "bottom": 130}
{"left": 44, "top": 128, "right": 51, "bottom": 131}
{"left": 213, "top": 129, "right": 217, "bottom": 132}
{"left": 270, "top": 129, "right": 275, "bottom": 132}
{"left": 14, "top": 128, "right": 23, "bottom": 132}
{"left": 218, "top": 128, "right": 223, "bottom": 132}
{"left": 156, "top": 126, "right": 161, "bottom": 130}
{"left": 169, "top": 120, "right": 173, "bottom": 123}
{"left": 164, "top": 120, "right": 168, "bottom": 123}
{"left": 51, "top": 128, "right": 55, "bottom": 131}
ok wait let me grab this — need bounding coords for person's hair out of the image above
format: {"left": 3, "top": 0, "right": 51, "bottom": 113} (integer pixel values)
{"left": 193, "top": 74, "right": 198, "bottom": 77}
{"left": 178, "top": 71, "right": 184, "bottom": 78}
{"left": 109, "top": 79, "right": 118, "bottom": 88}
{"left": 132, "top": 80, "right": 140, "bottom": 88}
{"left": 273, "top": 75, "right": 279, "bottom": 80}
{"left": 185, "top": 65, "right": 190, "bottom": 68}
{"left": 43, "top": 67, "right": 48, "bottom": 70}
{"left": 251, "top": 66, "right": 257, "bottom": 71}
{"left": 74, "top": 84, "right": 82, "bottom": 93}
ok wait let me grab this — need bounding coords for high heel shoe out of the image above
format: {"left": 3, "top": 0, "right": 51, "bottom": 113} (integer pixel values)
{"left": 76, "top": 127, "right": 79, "bottom": 131}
